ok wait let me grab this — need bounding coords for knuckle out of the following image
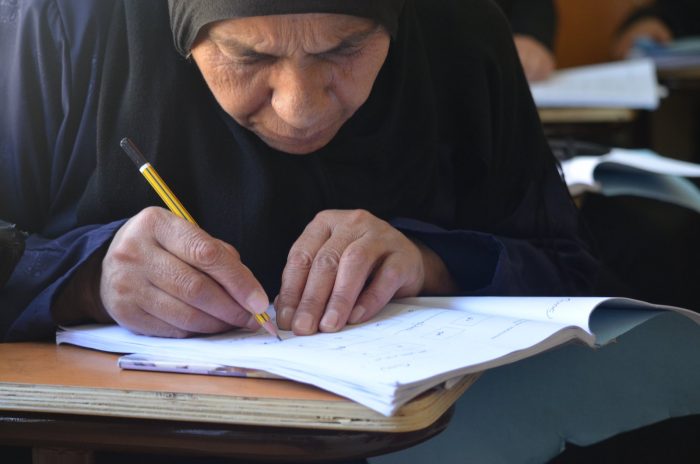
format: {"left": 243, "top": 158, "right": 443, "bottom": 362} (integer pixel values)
{"left": 278, "top": 287, "right": 300, "bottom": 303}
{"left": 342, "top": 244, "right": 370, "bottom": 265}
{"left": 187, "top": 235, "right": 221, "bottom": 266}
{"left": 313, "top": 249, "right": 341, "bottom": 272}
{"left": 361, "top": 288, "right": 387, "bottom": 309}
{"left": 135, "top": 206, "right": 166, "bottom": 229}
{"left": 298, "top": 295, "right": 326, "bottom": 311}
{"left": 348, "top": 209, "right": 370, "bottom": 224}
{"left": 380, "top": 264, "right": 404, "bottom": 288}
{"left": 110, "top": 278, "right": 133, "bottom": 300}
{"left": 328, "top": 291, "right": 354, "bottom": 310}
{"left": 105, "top": 242, "right": 139, "bottom": 266}
{"left": 313, "top": 210, "right": 333, "bottom": 223}
{"left": 176, "top": 273, "right": 207, "bottom": 302}
{"left": 286, "top": 248, "right": 314, "bottom": 270}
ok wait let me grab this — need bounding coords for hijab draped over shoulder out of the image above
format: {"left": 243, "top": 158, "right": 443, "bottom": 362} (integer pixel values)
{"left": 78, "top": 0, "right": 580, "bottom": 295}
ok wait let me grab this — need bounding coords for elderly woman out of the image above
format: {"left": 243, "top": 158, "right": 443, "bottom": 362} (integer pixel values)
{"left": 0, "top": 0, "right": 597, "bottom": 342}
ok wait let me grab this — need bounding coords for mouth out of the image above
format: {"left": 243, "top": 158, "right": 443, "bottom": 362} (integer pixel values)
{"left": 256, "top": 123, "right": 339, "bottom": 154}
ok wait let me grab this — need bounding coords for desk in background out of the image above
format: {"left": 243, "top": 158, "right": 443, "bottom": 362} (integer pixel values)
{"left": 652, "top": 66, "right": 700, "bottom": 163}
{"left": 538, "top": 107, "right": 646, "bottom": 149}
{"left": 537, "top": 65, "right": 700, "bottom": 158}
{"left": 0, "top": 343, "right": 472, "bottom": 463}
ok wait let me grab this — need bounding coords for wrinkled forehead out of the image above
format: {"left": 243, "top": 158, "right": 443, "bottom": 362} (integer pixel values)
{"left": 168, "top": 0, "right": 405, "bottom": 56}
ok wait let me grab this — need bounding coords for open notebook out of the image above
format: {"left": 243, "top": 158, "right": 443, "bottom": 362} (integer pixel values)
{"left": 560, "top": 148, "right": 700, "bottom": 213}
{"left": 57, "top": 297, "right": 699, "bottom": 416}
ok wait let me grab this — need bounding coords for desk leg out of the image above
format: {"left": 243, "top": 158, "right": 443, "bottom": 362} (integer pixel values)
{"left": 33, "top": 448, "right": 95, "bottom": 464}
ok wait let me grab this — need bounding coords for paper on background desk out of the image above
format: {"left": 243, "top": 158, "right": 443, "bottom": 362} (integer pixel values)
{"left": 57, "top": 297, "right": 698, "bottom": 416}
{"left": 530, "top": 59, "right": 660, "bottom": 109}
{"left": 561, "top": 148, "right": 700, "bottom": 212}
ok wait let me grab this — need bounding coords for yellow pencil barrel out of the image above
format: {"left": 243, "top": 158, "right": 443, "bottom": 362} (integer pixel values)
{"left": 140, "top": 164, "right": 198, "bottom": 226}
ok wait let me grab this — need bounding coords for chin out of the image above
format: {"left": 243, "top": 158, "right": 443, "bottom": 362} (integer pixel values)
{"left": 259, "top": 130, "right": 337, "bottom": 155}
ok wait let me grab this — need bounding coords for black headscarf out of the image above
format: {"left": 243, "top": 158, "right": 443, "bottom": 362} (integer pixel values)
{"left": 168, "top": 0, "right": 406, "bottom": 56}
{"left": 79, "top": 0, "right": 561, "bottom": 295}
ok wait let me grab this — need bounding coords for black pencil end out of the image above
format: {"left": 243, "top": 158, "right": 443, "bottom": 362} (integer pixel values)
{"left": 120, "top": 137, "right": 147, "bottom": 168}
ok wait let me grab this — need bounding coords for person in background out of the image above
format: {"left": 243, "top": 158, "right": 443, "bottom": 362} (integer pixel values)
{"left": 612, "top": 0, "right": 700, "bottom": 59}
{"left": 495, "top": 0, "right": 558, "bottom": 81}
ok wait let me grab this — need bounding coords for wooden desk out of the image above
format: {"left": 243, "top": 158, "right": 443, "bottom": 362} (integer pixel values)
{"left": 538, "top": 107, "right": 644, "bottom": 148}
{"left": 658, "top": 66, "right": 700, "bottom": 91}
{"left": 538, "top": 107, "right": 637, "bottom": 125}
{"left": 0, "top": 343, "right": 473, "bottom": 463}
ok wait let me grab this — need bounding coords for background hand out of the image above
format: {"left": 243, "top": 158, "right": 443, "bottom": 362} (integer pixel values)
{"left": 612, "top": 18, "right": 673, "bottom": 60}
{"left": 514, "top": 34, "right": 556, "bottom": 82}
{"left": 275, "top": 209, "right": 456, "bottom": 335}
{"left": 98, "top": 207, "right": 268, "bottom": 337}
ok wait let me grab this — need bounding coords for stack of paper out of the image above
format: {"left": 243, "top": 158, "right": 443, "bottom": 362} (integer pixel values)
{"left": 530, "top": 59, "right": 660, "bottom": 109}
{"left": 57, "top": 297, "right": 698, "bottom": 416}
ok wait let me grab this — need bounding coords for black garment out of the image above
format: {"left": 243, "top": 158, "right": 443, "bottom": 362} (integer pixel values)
{"left": 0, "top": 220, "right": 26, "bottom": 288}
{"left": 0, "top": 0, "right": 597, "bottom": 340}
{"left": 494, "top": 0, "right": 557, "bottom": 50}
{"left": 168, "top": 0, "right": 406, "bottom": 56}
{"left": 620, "top": 0, "right": 700, "bottom": 38}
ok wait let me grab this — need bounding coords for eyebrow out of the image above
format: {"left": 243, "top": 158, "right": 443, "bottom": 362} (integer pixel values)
{"left": 211, "top": 24, "right": 382, "bottom": 57}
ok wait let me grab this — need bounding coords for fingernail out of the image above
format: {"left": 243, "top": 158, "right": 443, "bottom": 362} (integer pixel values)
{"left": 246, "top": 289, "right": 269, "bottom": 314}
{"left": 349, "top": 305, "right": 366, "bottom": 324}
{"left": 294, "top": 313, "right": 314, "bottom": 334}
{"left": 320, "top": 309, "right": 340, "bottom": 331}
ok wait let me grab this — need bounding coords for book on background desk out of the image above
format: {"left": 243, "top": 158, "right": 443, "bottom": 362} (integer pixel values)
{"left": 628, "top": 37, "right": 700, "bottom": 72}
{"left": 560, "top": 148, "right": 700, "bottom": 212}
{"left": 56, "top": 297, "right": 700, "bottom": 416}
{"left": 530, "top": 58, "right": 660, "bottom": 109}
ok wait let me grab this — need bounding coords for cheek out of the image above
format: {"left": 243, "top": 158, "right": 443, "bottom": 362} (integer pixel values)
{"left": 201, "top": 63, "right": 269, "bottom": 124}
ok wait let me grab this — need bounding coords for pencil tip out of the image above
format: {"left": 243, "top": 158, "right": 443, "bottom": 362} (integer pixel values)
{"left": 277, "top": 335, "right": 283, "bottom": 342}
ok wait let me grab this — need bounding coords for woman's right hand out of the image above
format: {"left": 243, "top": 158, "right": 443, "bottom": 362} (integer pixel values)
{"left": 98, "top": 207, "right": 268, "bottom": 337}
{"left": 612, "top": 17, "right": 673, "bottom": 60}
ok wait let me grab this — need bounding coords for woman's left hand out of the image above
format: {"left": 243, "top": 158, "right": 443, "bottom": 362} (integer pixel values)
{"left": 275, "top": 209, "right": 457, "bottom": 335}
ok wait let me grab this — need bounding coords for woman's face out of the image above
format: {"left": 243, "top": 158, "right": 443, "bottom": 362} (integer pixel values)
{"left": 191, "top": 14, "right": 391, "bottom": 155}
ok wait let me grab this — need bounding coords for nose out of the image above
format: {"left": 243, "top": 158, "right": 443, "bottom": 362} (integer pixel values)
{"left": 270, "top": 61, "right": 332, "bottom": 131}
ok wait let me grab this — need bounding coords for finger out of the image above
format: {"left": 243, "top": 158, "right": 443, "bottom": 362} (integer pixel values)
{"left": 319, "top": 239, "right": 381, "bottom": 332}
{"left": 348, "top": 255, "right": 413, "bottom": 325}
{"left": 106, "top": 275, "right": 235, "bottom": 336}
{"left": 143, "top": 207, "right": 269, "bottom": 315}
{"left": 145, "top": 244, "right": 255, "bottom": 328}
{"left": 138, "top": 285, "right": 236, "bottom": 334}
{"left": 108, "top": 296, "right": 191, "bottom": 338}
{"left": 292, "top": 237, "right": 349, "bottom": 335}
{"left": 277, "top": 219, "right": 332, "bottom": 330}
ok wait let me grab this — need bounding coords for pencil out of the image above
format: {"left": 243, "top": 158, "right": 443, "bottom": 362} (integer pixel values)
{"left": 119, "top": 137, "right": 282, "bottom": 341}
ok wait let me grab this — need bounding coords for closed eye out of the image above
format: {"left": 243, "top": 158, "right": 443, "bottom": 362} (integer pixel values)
{"left": 236, "top": 50, "right": 276, "bottom": 65}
